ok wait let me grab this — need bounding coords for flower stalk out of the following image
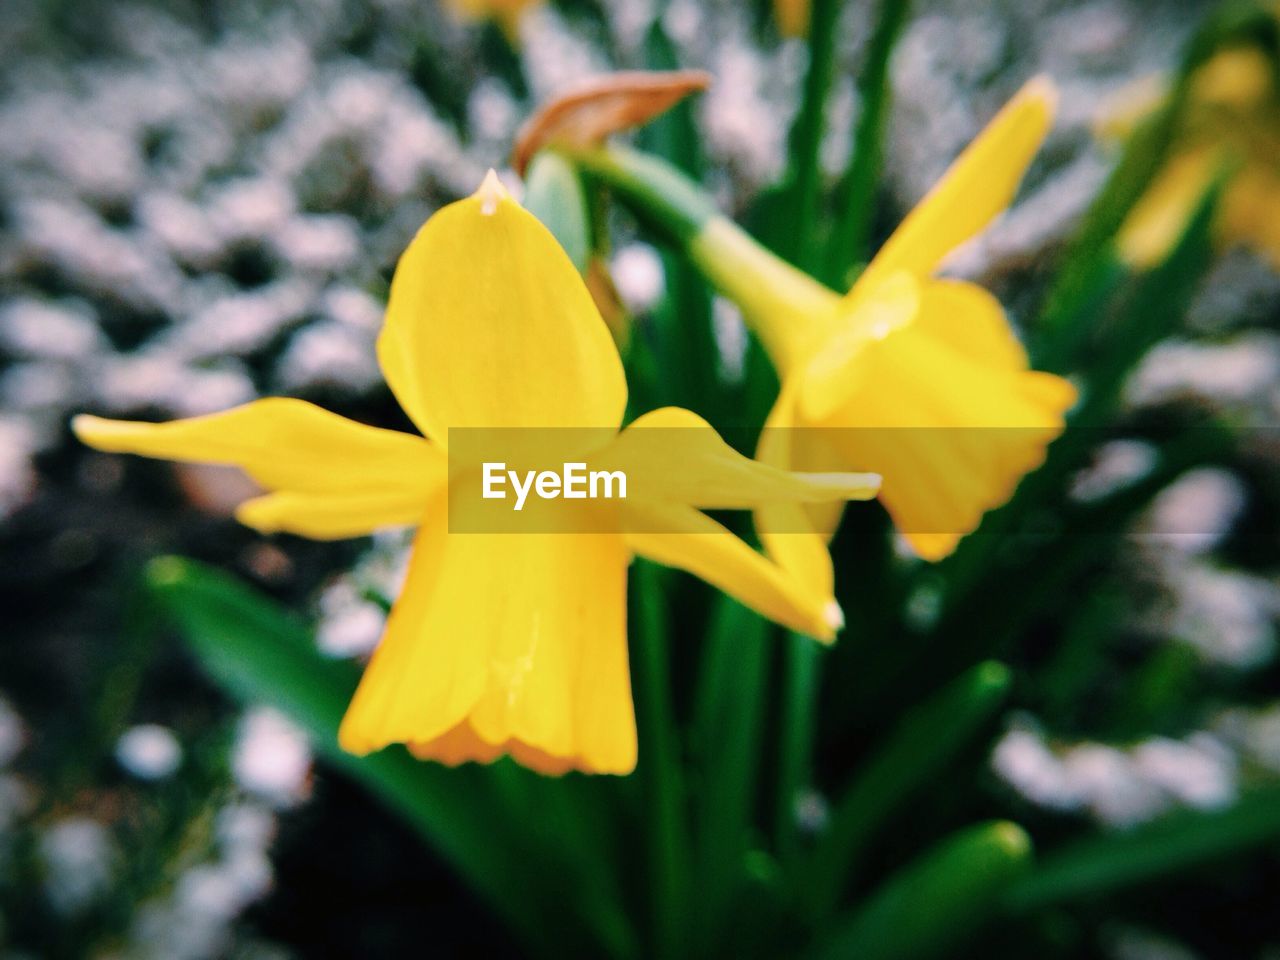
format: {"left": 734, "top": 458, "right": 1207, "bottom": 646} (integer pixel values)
{"left": 576, "top": 145, "right": 838, "bottom": 369}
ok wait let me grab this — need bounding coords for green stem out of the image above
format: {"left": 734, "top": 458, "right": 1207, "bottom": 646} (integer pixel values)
{"left": 775, "top": 632, "right": 823, "bottom": 861}
{"left": 575, "top": 145, "right": 719, "bottom": 246}
{"left": 575, "top": 145, "right": 839, "bottom": 370}
{"left": 822, "top": 0, "right": 912, "bottom": 287}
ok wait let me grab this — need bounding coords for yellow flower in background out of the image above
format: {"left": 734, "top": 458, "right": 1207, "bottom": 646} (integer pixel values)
{"left": 75, "top": 172, "right": 879, "bottom": 775}
{"left": 1108, "top": 44, "right": 1280, "bottom": 269}
{"left": 773, "top": 0, "right": 810, "bottom": 38}
{"left": 685, "top": 78, "right": 1076, "bottom": 586}
{"left": 444, "top": 0, "right": 540, "bottom": 38}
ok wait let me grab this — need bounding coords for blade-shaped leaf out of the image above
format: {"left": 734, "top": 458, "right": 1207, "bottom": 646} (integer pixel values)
{"left": 811, "top": 821, "right": 1032, "bottom": 960}
{"left": 144, "top": 556, "right": 637, "bottom": 960}
{"left": 688, "top": 595, "right": 774, "bottom": 956}
{"left": 805, "top": 661, "right": 1012, "bottom": 916}
{"left": 822, "top": 0, "right": 913, "bottom": 288}
{"left": 1005, "top": 786, "right": 1280, "bottom": 912}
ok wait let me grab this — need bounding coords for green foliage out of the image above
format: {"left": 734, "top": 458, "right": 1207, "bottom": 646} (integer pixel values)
{"left": 144, "top": 556, "right": 638, "bottom": 960}
{"left": 523, "top": 152, "right": 592, "bottom": 274}
{"left": 813, "top": 822, "right": 1033, "bottom": 960}
{"left": 1006, "top": 786, "right": 1280, "bottom": 910}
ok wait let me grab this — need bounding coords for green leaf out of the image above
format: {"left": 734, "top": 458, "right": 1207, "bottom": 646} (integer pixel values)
{"left": 524, "top": 151, "right": 592, "bottom": 275}
{"left": 631, "top": 561, "right": 692, "bottom": 959}
{"left": 805, "top": 661, "right": 1012, "bottom": 916}
{"left": 1075, "top": 172, "right": 1224, "bottom": 420}
{"left": 822, "top": 0, "right": 913, "bottom": 288}
{"left": 688, "top": 596, "right": 774, "bottom": 956}
{"left": 1005, "top": 787, "right": 1280, "bottom": 912}
{"left": 930, "top": 169, "right": 1224, "bottom": 643}
{"left": 774, "top": 633, "right": 824, "bottom": 861}
{"left": 639, "top": 21, "right": 706, "bottom": 178}
{"left": 638, "top": 20, "right": 722, "bottom": 424}
{"left": 914, "top": 421, "right": 1233, "bottom": 704}
{"left": 780, "top": 0, "right": 845, "bottom": 270}
{"left": 812, "top": 821, "right": 1032, "bottom": 960}
{"left": 144, "top": 556, "right": 637, "bottom": 960}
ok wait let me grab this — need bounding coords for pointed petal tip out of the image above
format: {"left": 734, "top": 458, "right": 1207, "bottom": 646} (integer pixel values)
{"left": 811, "top": 470, "right": 882, "bottom": 500}
{"left": 1019, "top": 74, "right": 1059, "bottom": 117}
{"left": 991, "top": 821, "right": 1033, "bottom": 857}
{"left": 336, "top": 715, "right": 376, "bottom": 757}
{"left": 69, "top": 413, "right": 95, "bottom": 438}
{"left": 71, "top": 413, "right": 123, "bottom": 448}
{"left": 144, "top": 555, "right": 188, "bottom": 588}
{"left": 476, "top": 168, "right": 510, "bottom": 215}
{"left": 232, "top": 497, "right": 278, "bottom": 534}
{"left": 843, "top": 471, "right": 882, "bottom": 500}
{"left": 823, "top": 599, "right": 845, "bottom": 632}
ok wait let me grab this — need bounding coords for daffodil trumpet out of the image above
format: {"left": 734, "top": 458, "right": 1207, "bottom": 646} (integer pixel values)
{"left": 572, "top": 77, "right": 1077, "bottom": 596}
{"left": 73, "top": 171, "right": 881, "bottom": 776}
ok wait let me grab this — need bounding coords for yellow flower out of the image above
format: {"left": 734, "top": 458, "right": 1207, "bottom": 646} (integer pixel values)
{"left": 674, "top": 78, "right": 1077, "bottom": 581}
{"left": 773, "top": 0, "right": 810, "bottom": 38}
{"left": 74, "top": 172, "right": 879, "bottom": 775}
{"left": 1109, "top": 44, "right": 1280, "bottom": 269}
{"left": 444, "top": 0, "right": 541, "bottom": 39}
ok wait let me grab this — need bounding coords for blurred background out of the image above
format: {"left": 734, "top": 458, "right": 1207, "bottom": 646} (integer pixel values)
{"left": 3, "top": 0, "right": 1280, "bottom": 957}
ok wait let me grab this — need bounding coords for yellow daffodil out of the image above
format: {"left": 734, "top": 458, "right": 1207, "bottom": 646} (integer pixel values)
{"left": 774, "top": 0, "right": 810, "bottom": 38}
{"left": 74, "top": 172, "right": 879, "bottom": 775}
{"left": 1106, "top": 43, "right": 1280, "bottom": 269}
{"left": 576, "top": 77, "right": 1076, "bottom": 590}
{"left": 444, "top": 0, "right": 541, "bottom": 38}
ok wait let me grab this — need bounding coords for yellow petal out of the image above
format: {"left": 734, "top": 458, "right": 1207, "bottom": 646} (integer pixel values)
{"left": 773, "top": 0, "right": 810, "bottom": 37}
{"left": 445, "top": 0, "right": 539, "bottom": 36}
{"left": 379, "top": 171, "right": 627, "bottom": 443}
{"left": 339, "top": 496, "right": 636, "bottom": 775}
{"left": 73, "top": 399, "right": 443, "bottom": 538}
{"left": 799, "top": 271, "right": 920, "bottom": 423}
{"left": 593, "top": 406, "right": 879, "bottom": 508}
{"left": 911, "top": 279, "right": 1029, "bottom": 370}
{"left": 1190, "top": 46, "right": 1273, "bottom": 108}
{"left": 854, "top": 77, "right": 1056, "bottom": 295}
{"left": 624, "top": 500, "right": 843, "bottom": 642}
{"left": 235, "top": 491, "right": 425, "bottom": 540}
{"left": 407, "top": 721, "right": 580, "bottom": 775}
{"left": 754, "top": 382, "right": 841, "bottom": 607}
{"left": 1116, "top": 148, "right": 1218, "bottom": 268}
{"left": 1219, "top": 163, "right": 1280, "bottom": 270}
